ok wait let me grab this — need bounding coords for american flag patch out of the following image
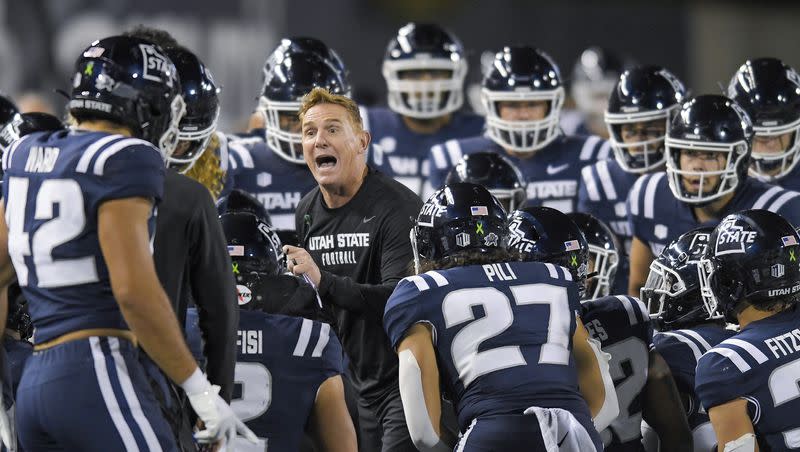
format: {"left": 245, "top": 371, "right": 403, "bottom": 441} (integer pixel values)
{"left": 228, "top": 245, "right": 245, "bottom": 256}
{"left": 782, "top": 235, "right": 798, "bottom": 246}
{"left": 470, "top": 206, "right": 488, "bottom": 216}
{"left": 564, "top": 240, "right": 580, "bottom": 251}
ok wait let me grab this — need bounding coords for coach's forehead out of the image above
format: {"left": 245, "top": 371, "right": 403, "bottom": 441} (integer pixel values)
{"left": 302, "top": 103, "right": 349, "bottom": 127}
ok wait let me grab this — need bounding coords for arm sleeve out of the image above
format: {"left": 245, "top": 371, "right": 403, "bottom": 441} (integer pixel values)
{"left": 317, "top": 198, "right": 419, "bottom": 315}
{"left": 188, "top": 188, "right": 239, "bottom": 402}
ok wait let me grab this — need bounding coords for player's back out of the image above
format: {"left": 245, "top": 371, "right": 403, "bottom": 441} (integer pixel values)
{"left": 2, "top": 129, "right": 164, "bottom": 344}
{"left": 384, "top": 260, "right": 593, "bottom": 432}
{"left": 187, "top": 308, "right": 343, "bottom": 451}
{"left": 581, "top": 295, "right": 653, "bottom": 451}
{"left": 696, "top": 305, "right": 800, "bottom": 451}
{"left": 653, "top": 325, "right": 734, "bottom": 451}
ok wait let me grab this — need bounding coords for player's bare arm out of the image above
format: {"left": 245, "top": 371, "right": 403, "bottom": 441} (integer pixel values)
{"left": 708, "top": 399, "right": 758, "bottom": 452}
{"left": 309, "top": 375, "right": 358, "bottom": 452}
{"left": 629, "top": 237, "right": 654, "bottom": 296}
{"left": 642, "top": 350, "right": 693, "bottom": 452}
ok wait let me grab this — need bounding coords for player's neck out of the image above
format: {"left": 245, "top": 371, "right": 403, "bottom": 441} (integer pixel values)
{"left": 692, "top": 191, "right": 736, "bottom": 223}
{"left": 738, "top": 304, "right": 783, "bottom": 329}
{"left": 401, "top": 114, "right": 451, "bottom": 134}
{"left": 320, "top": 166, "right": 369, "bottom": 209}
{"left": 75, "top": 120, "right": 134, "bottom": 137}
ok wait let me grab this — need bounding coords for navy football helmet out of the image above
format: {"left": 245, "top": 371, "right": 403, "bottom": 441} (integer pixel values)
{"left": 508, "top": 206, "right": 589, "bottom": 293}
{"left": 482, "top": 46, "right": 565, "bottom": 152}
{"left": 382, "top": 23, "right": 467, "bottom": 118}
{"left": 605, "top": 65, "right": 686, "bottom": 173}
{"left": 728, "top": 57, "right": 800, "bottom": 180}
{"left": 665, "top": 95, "right": 753, "bottom": 204}
{"left": 566, "top": 212, "right": 619, "bottom": 299}
{"left": 7, "top": 283, "right": 32, "bottom": 341}
{"left": 221, "top": 211, "right": 283, "bottom": 306}
{"left": 216, "top": 188, "right": 271, "bottom": 224}
{"left": 642, "top": 227, "right": 721, "bottom": 330}
{"left": 698, "top": 209, "right": 800, "bottom": 323}
{"left": 445, "top": 152, "right": 527, "bottom": 211}
{"left": 69, "top": 35, "right": 185, "bottom": 158}
{"left": 258, "top": 38, "right": 350, "bottom": 164}
{"left": 0, "top": 94, "right": 19, "bottom": 127}
{"left": 412, "top": 183, "right": 507, "bottom": 273}
{"left": 0, "top": 112, "right": 65, "bottom": 153}
{"left": 165, "top": 46, "right": 220, "bottom": 173}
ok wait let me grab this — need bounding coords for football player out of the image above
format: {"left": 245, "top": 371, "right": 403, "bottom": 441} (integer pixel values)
{"left": 640, "top": 227, "right": 734, "bottom": 452}
{"left": 627, "top": 94, "right": 800, "bottom": 296}
{"left": 695, "top": 209, "right": 800, "bottom": 451}
{"left": 365, "top": 23, "right": 484, "bottom": 196}
{"left": 0, "top": 112, "right": 64, "bottom": 154}
{"left": 187, "top": 211, "right": 357, "bottom": 452}
{"left": 511, "top": 207, "right": 692, "bottom": 451}
{"left": 0, "top": 35, "right": 254, "bottom": 449}
{"left": 562, "top": 46, "right": 625, "bottom": 138}
{"left": 728, "top": 57, "right": 800, "bottom": 191}
{"left": 445, "top": 151, "right": 527, "bottom": 211}
{"left": 229, "top": 37, "right": 349, "bottom": 230}
{"left": 384, "top": 183, "right": 615, "bottom": 451}
{"left": 579, "top": 65, "right": 686, "bottom": 295}
{"left": 427, "top": 46, "right": 610, "bottom": 211}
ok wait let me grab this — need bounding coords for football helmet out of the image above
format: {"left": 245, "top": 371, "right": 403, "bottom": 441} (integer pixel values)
{"left": 165, "top": 46, "right": 220, "bottom": 173}
{"left": 566, "top": 212, "right": 619, "bottom": 300}
{"left": 665, "top": 94, "right": 753, "bottom": 204}
{"left": 605, "top": 65, "right": 686, "bottom": 173}
{"left": 727, "top": 57, "right": 800, "bottom": 180}
{"left": 216, "top": 189, "right": 271, "bottom": 224}
{"left": 698, "top": 209, "right": 800, "bottom": 323}
{"left": 445, "top": 151, "right": 527, "bottom": 211}
{"left": 258, "top": 39, "right": 350, "bottom": 164}
{"left": 0, "top": 112, "right": 65, "bottom": 153}
{"left": 382, "top": 23, "right": 467, "bottom": 119}
{"left": 411, "top": 183, "right": 507, "bottom": 273}
{"left": 571, "top": 46, "right": 624, "bottom": 122}
{"left": 221, "top": 211, "right": 283, "bottom": 304}
{"left": 508, "top": 206, "right": 589, "bottom": 293}
{"left": 69, "top": 35, "right": 186, "bottom": 159}
{"left": 642, "top": 227, "right": 721, "bottom": 330}
{"left": 482, "top": 46, "right": 565, "bottom": 152}
{"left": 0, "top": 95, "right": 18, "bottom": 128}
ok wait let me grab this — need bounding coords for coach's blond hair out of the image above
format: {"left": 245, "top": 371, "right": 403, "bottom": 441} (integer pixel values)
{"left": 298, "top": 87, "right": 363, "bottom": 132}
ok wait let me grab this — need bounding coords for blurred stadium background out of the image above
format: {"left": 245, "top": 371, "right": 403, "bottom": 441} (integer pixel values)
{"left": 4, "top": 0, "right": 800, "bottom": 131}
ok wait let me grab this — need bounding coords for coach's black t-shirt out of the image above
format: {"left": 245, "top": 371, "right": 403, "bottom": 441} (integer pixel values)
{"left": 295, "top": 167, "right": 422, "bottom": 404}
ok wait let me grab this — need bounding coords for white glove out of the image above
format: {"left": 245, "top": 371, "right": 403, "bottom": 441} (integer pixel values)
{"left": 0, "top": 389, "right": 15, "bottom": 451}
{"left": 182, "top": 370, "right": 258, "bottom": 447}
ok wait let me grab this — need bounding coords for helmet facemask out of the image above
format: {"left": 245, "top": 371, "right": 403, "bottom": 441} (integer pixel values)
{"left": 383, "top": 58, "right": 467, "bottom": 119}
{"left": 665, "top": 138, "right": 749, "bottom": 204}
{"left": 169, "top": 105, "right": 219, "bottom": 173}
{"left": 259, "top": 96, "right": 305, "bottom": 164}
{"left": 644, "top": 258, "right": 721, "bottom": 327}
{"left": 749, "top": 116, "right": 800, "bottom": 180}
{"left": 158, "top": 95, "right": 187, "bottom": 162}
{"left": 585, "top": 242, "right": 619, "bottom": 300}
{"left": 482, "top": 88, "right": 564, "bottom": 153}
{"left": 606, "top": 107, "right": 675, "bottom": 173}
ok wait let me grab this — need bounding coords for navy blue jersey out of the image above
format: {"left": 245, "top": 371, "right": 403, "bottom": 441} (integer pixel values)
{"left": 581, "top": 295, "right": 653, "bottom": 451}
{"left": 628, "top": 174, "right": 800, "bottom": 257}
{"left": 2, "top": 130, "right": 163, "bottom": 344}
{"left": 696, "top": 306, "right": 800, "bottom": 451}
{"left": 578, "top": 159, "right": 643, "bottom": 294}
{"left": 427, "top": 134, "right": 611, "bottom": 212}
{"left": 755, "top": 162, "right": 800, "bottom": 193}
{"left": 384, "top": 261, "right": 593, "bottom": 431}
{"left": 653, "top": 325, "right": 734, "bottom": 450}
{"left": 362, "top": 107, "right": 484, "bottom": 197}
{"left": 227, "top": 131, "right": 317, "bottom": 230}
{"left": 187, "top": 308, "right": 343, "bottom": 451}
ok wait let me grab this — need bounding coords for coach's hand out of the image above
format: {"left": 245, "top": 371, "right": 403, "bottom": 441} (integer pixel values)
{"left": 284, "top": 245, "right": 321, "bottom": 287}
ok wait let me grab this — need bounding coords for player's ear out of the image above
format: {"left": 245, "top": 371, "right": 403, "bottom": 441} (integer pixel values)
{"left": 357, "top": 130, "right": 370, "bottom": 155}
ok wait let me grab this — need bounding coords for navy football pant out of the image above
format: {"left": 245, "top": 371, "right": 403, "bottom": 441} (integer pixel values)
{"left": 16, "top": 336, "right": 178, "bottom": 451}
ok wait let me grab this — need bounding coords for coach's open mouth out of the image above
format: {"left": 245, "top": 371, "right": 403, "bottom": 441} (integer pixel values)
{"left": 315, "top": 155, "right": 338, "bottom": 169}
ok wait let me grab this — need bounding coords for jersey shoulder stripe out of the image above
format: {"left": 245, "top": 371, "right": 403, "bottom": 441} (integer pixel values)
{"left": 92, "top": 138, "right": 155, "bottom": 176}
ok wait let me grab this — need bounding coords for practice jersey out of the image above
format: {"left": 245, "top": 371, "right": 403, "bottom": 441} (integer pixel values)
{"left": 628, "top": 174, "right": 800, "bottom": 257}
{"left": 578, "top": 158, "right": 643, "bottom": 295}
{"left": 653, "top": 325, "right": 735, "bottom": 451}
{"left": 361, "top": 107, "right": 484, "bottom": 196}
{"left": 581, "top": 295, "right": 653, "bottom": 451}
{"left": 384, "top": 260, "right": 593, "bottom": 431}
{"left": 427, "top": 134, "right": 611, "bottom": 212}
{"left": 187, "top": 308, "right": 343, "bottom": 452}
{"left": 2, "top": 130, "right": 164, "bottom": 344}
{"left": 227, "top": 130, "right": 317, "bottom": 230}
{"left": 696, "top": 306, "right": 800, "bottom": 452}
